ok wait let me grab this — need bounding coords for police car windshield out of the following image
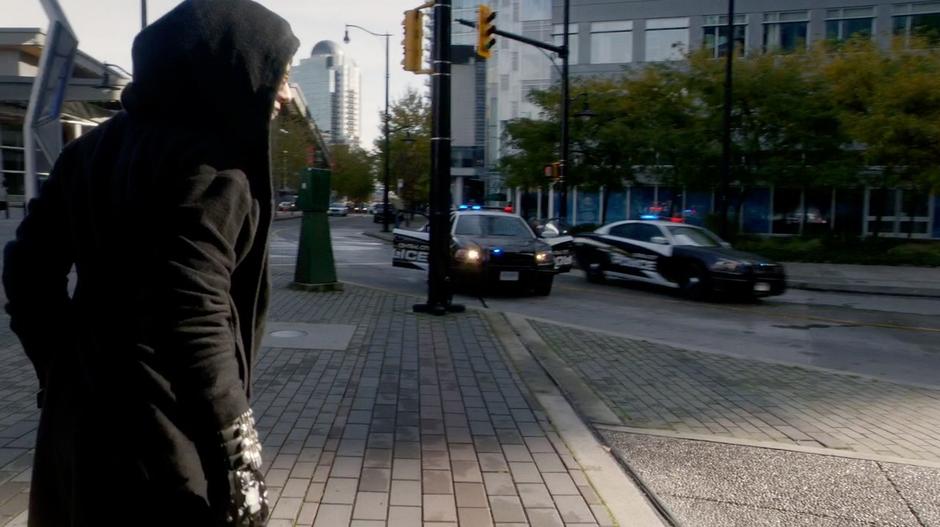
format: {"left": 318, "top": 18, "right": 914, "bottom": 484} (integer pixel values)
{"left": 455, "top": 215, "right": 533, "bottom": 237}
{"left": 667, "top": 226, "right": 722, "bottom": 247}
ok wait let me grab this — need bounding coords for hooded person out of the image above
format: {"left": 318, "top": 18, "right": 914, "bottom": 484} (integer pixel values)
{"left": 2, "top": 0, "right": 299, "bottom": 525}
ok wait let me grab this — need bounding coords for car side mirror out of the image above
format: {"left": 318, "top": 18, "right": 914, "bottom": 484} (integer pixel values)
{"left": 540, "top": 230, "right": 558, "bottom": 239}
{"left": 720, "top": 241, "right": 732, "bottom": 248}
{"left": 650, "top": 236, "right": 669, "bottom": 245}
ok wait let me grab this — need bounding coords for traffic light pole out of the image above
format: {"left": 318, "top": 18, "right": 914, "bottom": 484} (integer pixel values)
{"left": 414, "top": 0, "right": 464, "bottom": 315}
{"left": 559, "top": 0, "right": 570, "bottom": 223}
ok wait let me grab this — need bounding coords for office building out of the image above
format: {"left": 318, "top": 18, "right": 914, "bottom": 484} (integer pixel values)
{"left": 291, "top": 40, "right": 361, "bottom": 146}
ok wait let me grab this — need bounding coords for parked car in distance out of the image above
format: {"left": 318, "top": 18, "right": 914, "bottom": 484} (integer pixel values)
{"left": 277, "top": 200, "right": 297, "bottom": 212}
{"left": 328, "top": 202, "right": 348, "bottom": 216}
{"left": 574, "top": 220, "right": 786, "bottom": 300}
{"left": 373, "top": 203, "right": 397, "bottom": 223}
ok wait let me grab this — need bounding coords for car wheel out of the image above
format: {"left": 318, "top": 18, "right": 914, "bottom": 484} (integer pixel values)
{"left": 533, "top": 275, "right": 554, "bottom": 296}
{"left": 585, "top": 263, "right": 605, "bottom": 284}
{"left": 682, "top": 262, "right": 711, "bottom": 301}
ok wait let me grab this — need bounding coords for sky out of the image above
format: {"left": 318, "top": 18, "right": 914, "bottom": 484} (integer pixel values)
{"left": 6, "top": 0, "right": 428, "bottom": 149}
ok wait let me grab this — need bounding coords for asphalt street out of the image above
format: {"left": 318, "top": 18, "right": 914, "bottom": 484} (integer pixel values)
{"left": 272, "top": 215, "right": 940, "bottom": 388}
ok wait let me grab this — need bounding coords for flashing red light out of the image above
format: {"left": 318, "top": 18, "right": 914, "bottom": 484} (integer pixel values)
{"left": 503, "top": 206, "right": 513, "bottom": 213}
{"left": 669, "top": 216, "right": 685, "bottom": 223}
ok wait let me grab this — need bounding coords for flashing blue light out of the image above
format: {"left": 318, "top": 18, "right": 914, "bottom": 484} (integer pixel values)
{"left": 458, "top": 204, "right": 469, "bottom": 210}
{"left": 640, "top": 214, "right": 659, "bottom": 220}
{"left": 471, "top": 205, "right": 482, "bottom": 210}
{"left": 492, "top": 248, "right": 502, "bottom": 254}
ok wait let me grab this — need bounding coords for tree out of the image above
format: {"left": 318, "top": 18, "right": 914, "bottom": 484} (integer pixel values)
{"left": 374, "top": 88, "right": 431, "bottom": 210}
{"left": 330, "top": 144, "right": 375, "bottom": 204}
{"left": 824, "top": 37, "right": 940, "bottom": 236}
{"left": 271, "top": 110, "right": 320, "bottom": 194}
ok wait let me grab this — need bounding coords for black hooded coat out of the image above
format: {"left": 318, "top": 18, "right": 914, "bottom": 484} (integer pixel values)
{"left": 2, "top": 1, "right": 298, "bottom": 525}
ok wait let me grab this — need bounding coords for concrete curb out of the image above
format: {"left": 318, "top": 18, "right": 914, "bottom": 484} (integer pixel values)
{"left": 361, "top": 230, "right": 394, "bottom": 243}
{"left": 485, "top": 311, "right": 669, "bottom": 527}
{"left": 786, "top": 279, "right": 940, "bottom": 298}
{"left": 594, "top": 424, "right": 940, "bottom": 470}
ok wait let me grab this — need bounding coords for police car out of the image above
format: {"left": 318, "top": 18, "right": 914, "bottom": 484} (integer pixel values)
{"left": 393, "top": 207, "right": 573, "bottom": 295}
{"left": 574, "top": 220, "right": 786, "bottom": 300}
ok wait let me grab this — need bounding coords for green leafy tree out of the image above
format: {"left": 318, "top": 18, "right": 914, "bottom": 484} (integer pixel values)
{"left": 824, "top": 37, "right": 940, "bottom": 236}
{"left": 271, "top": 110, "right": 321, "bottom": 193}
{"left": 374, "top": 89, "right": 431, "bottom": 210}
{"left": 330, "top": 144, "right": 375, "bottom": 204}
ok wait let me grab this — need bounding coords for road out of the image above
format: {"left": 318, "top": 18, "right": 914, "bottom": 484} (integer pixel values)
{"left": 273, "top": 215, "right": 940, "bottom": 388}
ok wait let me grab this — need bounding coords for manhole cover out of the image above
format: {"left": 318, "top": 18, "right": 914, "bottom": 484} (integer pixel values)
{"left": 270, "top": 329, "right": 308, "bottom": 338}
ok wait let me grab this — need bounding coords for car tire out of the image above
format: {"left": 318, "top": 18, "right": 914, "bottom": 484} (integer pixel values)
{"left": 533, "top": 275, "right": 554, "bottom": 296}
{"left": 585, "top": 264, "right": 605, "bottom": 284}
{"left": 682, "top": 262, "right": 711, "bottom": 301}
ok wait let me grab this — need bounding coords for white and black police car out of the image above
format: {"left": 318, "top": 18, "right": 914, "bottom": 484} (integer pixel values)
{"left": 393, "top": 206, "right": 573, "bottom": 295}
{"left": 574, "top": 219, "right": 786, "bottom": 300}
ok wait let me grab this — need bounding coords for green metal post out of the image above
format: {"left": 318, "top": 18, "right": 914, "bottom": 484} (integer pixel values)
{"left": 291, "top": 168, "right": 342, "bottom": 291}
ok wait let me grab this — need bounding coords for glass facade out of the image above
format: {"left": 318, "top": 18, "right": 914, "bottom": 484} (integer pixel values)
{"left": 644, "top": 18, "right": 690, "bottom": 62}
{"left": 553, "top": 24, "right": 579, "bottom": 65}
{"left": 703, "top": 15, "right": 747, "bottom": 57}
{"left": 893, "top": 2, "right": 940, "bottom": 44}
{"left": 825, "top": 7, "right": 875, "bottom": 42}
{"left": 590, "top": 21, "right": 633, "bottom": 64}
{"left": 763, "top": 11, "right": 809, "bottom": 51}
{"left": 575, "top": 189, "right": 601, "bottom": 225}
{"left": 605, "top": 190, "right": 626, "bottom": 222}
{"left": 742, "top": 188, "right": 771, "bottom": 234}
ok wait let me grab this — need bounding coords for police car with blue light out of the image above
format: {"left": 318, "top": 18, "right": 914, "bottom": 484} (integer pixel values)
{"left": 574, "top": 219, "right": 786, "bottom": 300}
{"left": 392, "top": 205, "right": 574, "bottom": 295}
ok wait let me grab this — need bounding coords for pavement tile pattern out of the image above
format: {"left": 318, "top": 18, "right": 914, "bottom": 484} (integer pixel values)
{"left": 531, "top": 321, "right": 940, "bottom": 463}
{"left": 0, "top": 270, "right": 614, "bottom": 526}
{"left": 602, "top": 431, "right": 940, "bottom": 527}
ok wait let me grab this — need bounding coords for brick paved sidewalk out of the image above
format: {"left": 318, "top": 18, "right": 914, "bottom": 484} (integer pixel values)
{"left": 532, "top": 321, "right": 940, "bottom": 464}
{"left": 0, "top": 271, "right": 616, "bottom": 526}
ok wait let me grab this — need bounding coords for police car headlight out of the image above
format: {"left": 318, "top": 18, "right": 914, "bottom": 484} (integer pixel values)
{"left": 535, "top": 251, "right": 552, "bottom": 263}
{"left": 456, "top": 248, "right": 482, "bottom": 263}
{"left": 710, "top": 259, "right": 748, "bottom": 273}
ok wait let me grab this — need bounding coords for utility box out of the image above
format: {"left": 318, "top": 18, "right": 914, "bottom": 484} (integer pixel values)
{"left": 296, "top": 168, "right": 330, "bottom": 212}
{"left": 292, "top": 168, "right": 342, "bottom": 292}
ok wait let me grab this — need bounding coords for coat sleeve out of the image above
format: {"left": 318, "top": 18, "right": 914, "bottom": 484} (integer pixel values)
{"left": 159, "top": 166, "right": 258, "bottom": 432}
{"left": 3, "top": 149, "right": 74, "bottom": 391}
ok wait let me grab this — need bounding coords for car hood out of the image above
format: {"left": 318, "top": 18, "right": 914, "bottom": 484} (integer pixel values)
{"left": 674, "top": 245, "right": 779, "bottom": 265}
{"left": 454, "top": 235, "right": 549, "bottom": 252}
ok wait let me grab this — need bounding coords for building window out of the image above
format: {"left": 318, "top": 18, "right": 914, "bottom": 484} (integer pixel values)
{"left": 763, "top": 11, "right": 809, "bottom": 51}
{"left": 500, "top": 74, "right": 509, "bottom": 91}
{"left": 553, "top": 24, "right": 579, "bottom": 65}
{"left": 644, "top": 18, "right": 689, "bottom": 62}
{"left": 512, "top": 51, "right": 519, "bottom": 71}
{"left": 826, "top": 7, "right": 875, "bottom": 42}
{"left": 590, "top": 21, "right": 633, "bottom": 64}
{"left": 893, "top": 2, "right": 940, "bottom": 45}
{"left": 703, "top": 14, "right": 747, "bottom": 57}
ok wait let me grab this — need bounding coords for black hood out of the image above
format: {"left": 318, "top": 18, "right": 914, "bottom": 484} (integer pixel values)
{"left": 121, "top": 0, "right": 299, "bottom": 201}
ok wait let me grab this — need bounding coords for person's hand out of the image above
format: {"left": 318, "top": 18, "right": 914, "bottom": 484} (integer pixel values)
{"left": 218, "top": 409, "right": 269, "bottom": 525}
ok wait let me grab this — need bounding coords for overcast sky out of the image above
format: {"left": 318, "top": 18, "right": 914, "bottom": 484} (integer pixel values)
{"left": 7, "top": 0, "right": 427, "bottom": 149}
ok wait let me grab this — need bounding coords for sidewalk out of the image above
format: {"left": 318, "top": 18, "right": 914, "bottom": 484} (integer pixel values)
{"left": 516, "top": 316, "right": 940, "bottom": 526}
{"left": 784, "top": 261, "right": 940, "bottom": 298}
{"left": 0, "top": 267, "right": 663, "bottom": 526}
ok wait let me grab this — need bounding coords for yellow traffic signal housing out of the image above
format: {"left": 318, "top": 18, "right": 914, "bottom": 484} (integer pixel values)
{"left": 476, "top": 5, "right": 496, "bottom": 59}
{"left": 402, "top": 9, "right": 424, "bottom": 72}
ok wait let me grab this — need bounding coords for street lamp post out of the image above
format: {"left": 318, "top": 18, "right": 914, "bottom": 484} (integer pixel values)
{"left": 141, "top": 0, "right": 147, "bottom": 30}
{"left": 344, "top": 24, "right": 392, "bottom": 232}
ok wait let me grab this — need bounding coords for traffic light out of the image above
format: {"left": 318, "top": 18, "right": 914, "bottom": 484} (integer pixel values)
{"left": 402, "top": 9, "right": 423, "bottom": 72}
{"left": 476, "top": 5, "right": 496, "bottom": 59}
{"left": 551, "top": 162, "right": 562, "bottom": 182}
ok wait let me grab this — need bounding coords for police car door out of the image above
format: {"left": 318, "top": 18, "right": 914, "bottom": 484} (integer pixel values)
{"left": 603, "top": 223, "right": 673, "bottom": 285}
{"left": 392, "top": 216, "right": 431, "bottom": 271}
